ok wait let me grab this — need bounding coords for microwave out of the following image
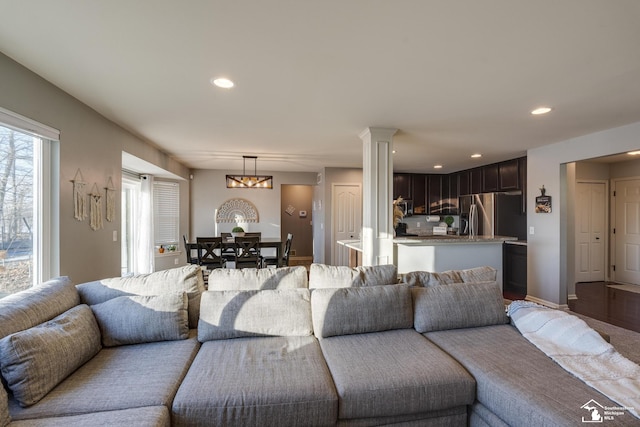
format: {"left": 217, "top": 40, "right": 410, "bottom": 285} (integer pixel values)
{"left": 397, "top": 199, "right": 413, "bottom": 217}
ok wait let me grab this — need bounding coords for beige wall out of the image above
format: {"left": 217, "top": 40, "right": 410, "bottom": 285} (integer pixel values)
{"left": 0, "top": 52, "right": 190, "bottom": 283}
{"left": 189, "top": 169, "right": 317, "bottom": 241}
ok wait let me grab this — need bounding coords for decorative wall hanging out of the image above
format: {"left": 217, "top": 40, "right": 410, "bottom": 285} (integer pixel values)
{"left": 71, "top": 169, "right": 87, "bottom": 221}
{"left": 89, "top": 183, "right": 103, "bottom": 230}
{"left": 105, "top": 177, "right": 116, "bottom": 222}
{"left": 215, "top": 198, "right": 259, "bottom": 223}
{"left": 535, "top": 185, "right": 552, "bottom": 213}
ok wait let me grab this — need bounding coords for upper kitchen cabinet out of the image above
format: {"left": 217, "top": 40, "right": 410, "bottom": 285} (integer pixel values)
{"left": 499, "top": 158, "right": 519, "bottom": 190}
{"left": 458, "top": 171, "right": 470, "bottom": 196}
{"left": 470, "top": 168, "right": 483, "bottom": 194}
{"left": 412, "top": 174, "right": 427, "bottom": 215}
{"left": 393, "top": 173, "right": 412, "bottom": 200}
{"left": 482, "top": 163, "right": 499, "bottom": 192}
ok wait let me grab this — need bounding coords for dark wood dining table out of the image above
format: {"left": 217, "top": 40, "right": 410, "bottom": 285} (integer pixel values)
{"left": 189, "top": 237, "right": 282, "bottom": 268}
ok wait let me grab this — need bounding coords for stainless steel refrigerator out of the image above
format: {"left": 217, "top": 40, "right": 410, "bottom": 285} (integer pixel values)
{"left": 459, "top": 193, "right": 526, "bottom": 240}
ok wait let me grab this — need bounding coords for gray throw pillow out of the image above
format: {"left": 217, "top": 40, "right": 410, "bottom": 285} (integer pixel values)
{"left": 402, "top": 270, "right": 463, "bottom": 287}
{"left": 311, "top": 285, "right": 413, "bottom": 338}
{"left": 459, "top": 266, "right": 497, "bottom": 283}
{"left": 0, "top": 305, "right": 102, "bottom": 407}
{"left": 77, "top": 265, "right": 205, "bottom": 328}
{"left": 412, "top": 281, "right": 508, "bottom": 333}
{"left": 309, "top": 264, "right": 398, "bottom": 288}
{"left": 198, "top": 289, "right": 313, "bottom": 341}
{"left": 90, "top": 292, "right": 189, "bottom": 347}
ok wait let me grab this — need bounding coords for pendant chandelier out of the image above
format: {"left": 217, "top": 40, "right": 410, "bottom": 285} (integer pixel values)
{"left": 226, "top": 156, "right": 273, "bottom": 189}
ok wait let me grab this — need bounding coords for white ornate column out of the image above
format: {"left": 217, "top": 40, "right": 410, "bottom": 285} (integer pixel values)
{"left": 359, "top": 127, "right": 397, "bottom": 266}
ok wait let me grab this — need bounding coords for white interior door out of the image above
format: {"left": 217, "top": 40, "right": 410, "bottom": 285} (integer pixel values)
{"left": 614, "top": 178, "right": 640, "bottom": 285}
{"left": 575, "top": 182, "right": 606, "bottom": 282}
{"left": 332, "top": 184, "right": 362, "bottom": 266}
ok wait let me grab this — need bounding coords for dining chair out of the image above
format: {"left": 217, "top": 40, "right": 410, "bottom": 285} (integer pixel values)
{"left": 183, "top": 235, "right": 198, "bottom": 265}
{"left": 244, "top": 232, "right": 262, "bottom": 238}
{"left": 262, "top": 233, "right": 293, "bottom": 268}
{"left": 220, "top": 232, "right": 236, "bottom": 262}
{"left": 234, "top": 236, "right": 261, "bottom": 269}
{"left": 196, "top": 237, "right": 227, "bottom": 270}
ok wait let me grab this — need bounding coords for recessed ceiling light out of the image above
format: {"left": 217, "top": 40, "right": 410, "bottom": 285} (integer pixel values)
{"left": 392, "top": 150, "right": 397, "bottom": 154}
{"left": 471, "top": 153, "right": 482, "bottom": 158}
{"left": 628, "top": 150, "right": 640, "bottom": 155}
{"left": 211, "top": 77, "right": 234, "bottom": 89}
{"left": 531, "top": 106, "right": 552, "bottom": 115}
{"left": 434, "top": 165, "right": 443, "bottom": 169}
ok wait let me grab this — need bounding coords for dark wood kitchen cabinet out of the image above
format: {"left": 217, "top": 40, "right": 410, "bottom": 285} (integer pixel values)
{"left": 482, "top": 163, "right": 499, "bottom": 192}
{"left": 393, "top": 173, "right": 412, "bottom": 200}
{"left": 504, "top": 243, "right": 527, "bottom": 298}
{"left": 499, "top": 159, "right": 519, "bottom": 191}
{"left": 470, "top": 168, "right": 482, "bottom": 194}
{"left": 412, "top": 174, "right": 427, "bottom": 214}
{"left": 458, "top": 171, "right": 470, "bottom": 196}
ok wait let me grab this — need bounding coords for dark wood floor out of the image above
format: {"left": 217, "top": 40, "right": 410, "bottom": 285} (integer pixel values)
{"left": 568, "top": 282, "right": 640, "bottom": 333}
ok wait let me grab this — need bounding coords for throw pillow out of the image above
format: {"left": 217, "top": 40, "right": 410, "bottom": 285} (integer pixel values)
{"left": 402, "top": 270, "right": 463, "bottom": 287}
{"left": 0, "top": 305, "right": 102, "bottom": 407}
{"left": 311, "top": 285, "right": 413, "bottom": 338}
{"left": 459, "top": 266, "right": 497, "bottom": 283}
{"left": 207, "top": 266, "right": 308, "bottom": 290}
{"left": 309, "top": 264, "right": 398, "bottom": 288}
{"left": 77, "top": 265, "right": 205, "bottom": 328}
{"left": 0, "top": 276, "right": 80, "bottom": 340}
{"left": 90, "top": 292, "right": 189, "bottom": 347}
{"left": 412, "top": 281, "right": 508, "bottom": 333}
{"left": 198, "top": 289, "right": 312, "bottom": 341}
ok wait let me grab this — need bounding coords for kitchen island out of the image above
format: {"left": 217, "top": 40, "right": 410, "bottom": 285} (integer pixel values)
{"left": 394, "top": 235, "right": 518, "bottom": 289}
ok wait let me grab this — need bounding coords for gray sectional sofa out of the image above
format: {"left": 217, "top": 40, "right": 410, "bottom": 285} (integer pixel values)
{"left": 0, "top": 264, "right": 636, "bottom": 426}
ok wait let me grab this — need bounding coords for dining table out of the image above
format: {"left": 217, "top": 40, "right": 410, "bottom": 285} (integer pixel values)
{"left": 189, "top": 237, "right": 282, "bottom": 268}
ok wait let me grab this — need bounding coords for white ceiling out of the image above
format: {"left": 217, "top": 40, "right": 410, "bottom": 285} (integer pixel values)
{"left": 1, "top": 1, "right": 640, "bottom": 173}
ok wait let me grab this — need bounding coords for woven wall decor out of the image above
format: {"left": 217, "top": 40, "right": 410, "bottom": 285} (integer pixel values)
{"left": 216, "top": 198, "right": 259, "bottom": 223}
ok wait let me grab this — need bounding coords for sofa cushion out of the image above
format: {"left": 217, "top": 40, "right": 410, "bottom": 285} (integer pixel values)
{"left": 311, "top": 285, "right": 413, "bottom": 338}
{"left": 0, "top": 384, "right": 9, "bottom": 427}
{"left": 8, "top": 334, "right": 200, "bottom": 421}
{"left": 207, "top": 266, "right": 308, "bottom": 290}
{"left": 309, "top": 264, "right": 397, "bottom": 289}
{"left": 412, "top": 282, "right": 507, "bottom": 333}
{"left": 318, "top": 329, "right": 475, "bottom": 420}
{"left": 0, "top": 305, "right": 102, "bottom": 407}
{"left": 76, "top": 265, "right": 205, "bottom": 328}
{"left": 402, "top": 270, "right": 462, "bottom": 287}
{"left": 172, "top": 336, "right": 338, "bottom": 427}
{"left": 424, "top": 325, "right": 640, "bottom": 427}
{"left": 198, "top": 289, "right": 312, "bottom": 341}
{"left": 91, "top": 292, "right": 189, "bottom": 347}
{"left": 0, "top": 277, "right": 80, "bottom": 340}
{"left": 9, "top": 406, "right": 170, "bottom": 427}
{"left": 459, "top": 266, "right": 497, "bottom": 283}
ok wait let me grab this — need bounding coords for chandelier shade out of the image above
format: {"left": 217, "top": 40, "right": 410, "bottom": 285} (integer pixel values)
{"left": 226, "top": 156, "right": 273, "bottom": 189}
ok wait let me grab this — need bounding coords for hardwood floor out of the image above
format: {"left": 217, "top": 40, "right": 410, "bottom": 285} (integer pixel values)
{"left": 568, "top": 282, "right": 640, "bottom": 333}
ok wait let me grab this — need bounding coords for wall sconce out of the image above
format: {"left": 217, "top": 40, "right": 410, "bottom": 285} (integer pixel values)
{"left": 226, "top": 156, "right": 273, "bottom": 189}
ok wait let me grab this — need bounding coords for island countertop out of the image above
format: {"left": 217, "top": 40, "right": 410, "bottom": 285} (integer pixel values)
{"left": 394, "top": 235, "right": 518, "bottom": 245}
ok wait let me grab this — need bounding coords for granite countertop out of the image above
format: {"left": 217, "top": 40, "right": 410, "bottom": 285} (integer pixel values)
{"left": 393, "top": 235, "right": 519, "bottom": 245}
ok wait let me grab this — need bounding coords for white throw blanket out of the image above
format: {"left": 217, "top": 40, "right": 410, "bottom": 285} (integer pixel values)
{"left": 508, "top": 301, "right": 640, "bottom": 419}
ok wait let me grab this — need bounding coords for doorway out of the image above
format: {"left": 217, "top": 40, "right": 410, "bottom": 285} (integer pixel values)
{"left": 612, "top": 178, "right": 640, "bottom": 285}
{"left": 280, "top": 185, "right": 313, "bottom": 265}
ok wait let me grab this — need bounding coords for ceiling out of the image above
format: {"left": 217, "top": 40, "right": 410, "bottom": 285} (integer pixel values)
{"left": 1, "top": 1, "right": 640, "bottom": 174}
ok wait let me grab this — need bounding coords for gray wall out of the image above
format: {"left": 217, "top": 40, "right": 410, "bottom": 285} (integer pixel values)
{"left": 281, "top": 185, "right": 313, "bottom": 257}
{"left": 527, "top": 121, "right": 640, "bottom": 307}
{"left": 0, "top": 52, "right": 190, "bottom": 283}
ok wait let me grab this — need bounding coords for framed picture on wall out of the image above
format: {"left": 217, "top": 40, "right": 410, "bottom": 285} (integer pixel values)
{"left": 535, "top": 195, "right": 551, "bottom": 213}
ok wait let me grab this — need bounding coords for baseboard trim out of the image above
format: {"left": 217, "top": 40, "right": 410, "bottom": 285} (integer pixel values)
{"left": 524, "top": 295, "right": 569, "bottom": 310}
{"left": 568, "top": 294, "right": 578, "bottom": 300}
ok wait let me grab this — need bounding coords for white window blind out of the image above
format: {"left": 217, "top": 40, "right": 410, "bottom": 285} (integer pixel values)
{"left": 153, "top": 181, "right": 179, "bottom": 245}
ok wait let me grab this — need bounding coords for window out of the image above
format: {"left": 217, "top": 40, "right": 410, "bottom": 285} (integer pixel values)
{"left": 153, "top": 181, "right": 179, "bottom": 247}
{"left": 121, "top": 175, "right": 140, "bottom": 276}
{"left": 0, "top": 107, "right": 59, "bottom": 298}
